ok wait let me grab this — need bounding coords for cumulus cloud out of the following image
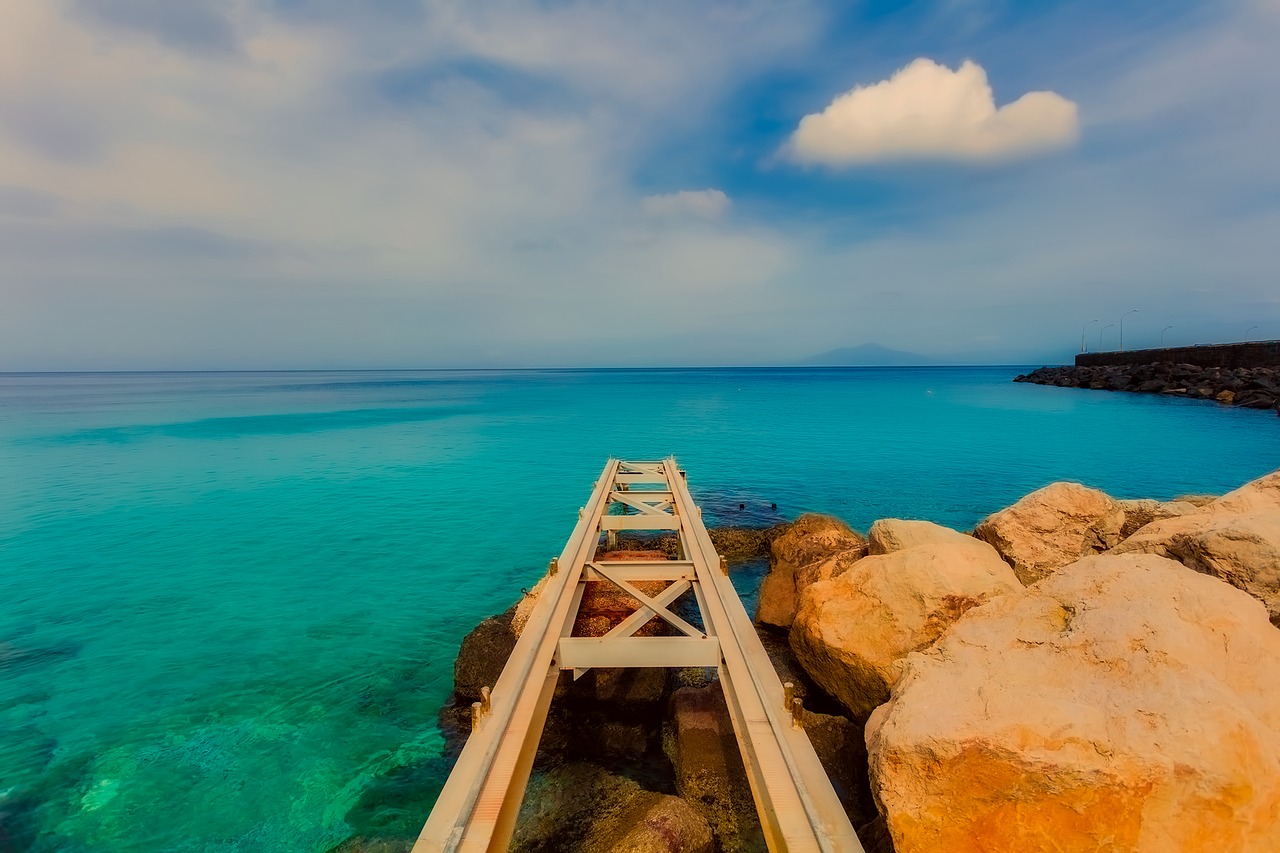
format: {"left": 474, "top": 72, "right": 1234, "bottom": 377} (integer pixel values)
{"left": 641, "top": 189, "right": 730, "bottom": 219}
{"left": 785, "top": 58, "right": 1079, "bottom": 166}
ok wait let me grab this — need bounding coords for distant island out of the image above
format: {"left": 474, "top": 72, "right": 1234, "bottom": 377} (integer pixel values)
{"left": 802, "top": 343, "right": 938, "bottom": 366}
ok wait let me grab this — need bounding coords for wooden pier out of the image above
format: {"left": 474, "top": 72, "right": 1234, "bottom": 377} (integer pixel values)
{"left": 414, "top": 458, "right": 862, "bottom": 852}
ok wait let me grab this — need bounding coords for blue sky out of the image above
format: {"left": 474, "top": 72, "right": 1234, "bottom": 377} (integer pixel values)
{"left": 1, "top": 0, "right": 1277, "bottom": 368}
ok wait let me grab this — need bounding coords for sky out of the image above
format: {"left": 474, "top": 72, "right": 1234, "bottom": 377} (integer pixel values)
{"left": 1, "top": 0, "right": 1278, "bottom": 369}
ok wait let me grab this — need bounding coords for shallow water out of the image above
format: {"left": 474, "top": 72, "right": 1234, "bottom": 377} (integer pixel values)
{"left": 1, "top": 368, "right": 1276, "bottom": 851}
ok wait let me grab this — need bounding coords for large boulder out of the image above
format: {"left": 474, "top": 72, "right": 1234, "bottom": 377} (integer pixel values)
{"left": 511, "top": 763, "right": 714, "bottom": 853}
{"left": 973, "top": 482, "right": 1125, "bottom": 584}
{"left": 867, "top": 518, "right": 976, "bottom": 555}
{"left": 664, "top": 686, "right": 763, "bottom": 852}
{"left": 1203, "top": 467, "right": 1280, "bottom": 515}
{"left": 756, "top": 515, "right": 865, "bottom": 629}
{"left": 1112, "top": 509, "right": 1280, "bottom": 626}
{"left": 790, "top": 538, "right": 1020, "bottom": 719}
{"left": 866, "top": 554, "right": 1280, "bottom": 853}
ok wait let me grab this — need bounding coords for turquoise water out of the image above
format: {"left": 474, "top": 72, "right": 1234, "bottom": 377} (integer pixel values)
{"left": 2, "top": 368, "right": 1277, "bottom": 851}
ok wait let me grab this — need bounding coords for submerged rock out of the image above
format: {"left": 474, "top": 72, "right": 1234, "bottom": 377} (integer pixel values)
{"left": 790, "top": 536, "right": 1019, "bottom": 719}
{"left": 755, "top": 514, "right": 865, "bottom": 629}
{"left": 866, "top": 553, "right": 1280, "bottom": 853}
{"left": 664, "top": 686, "right": 764, "bottom": 853}
{"left": 511, "top": 763, "right": 713, "bottom": 853}
{"left": 973, "top": 482, "right": 1125, "bottom": 584}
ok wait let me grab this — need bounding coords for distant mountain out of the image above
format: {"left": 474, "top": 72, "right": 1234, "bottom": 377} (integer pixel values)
{"left": 802, "top": 343, "right": 940, "bottom": 366}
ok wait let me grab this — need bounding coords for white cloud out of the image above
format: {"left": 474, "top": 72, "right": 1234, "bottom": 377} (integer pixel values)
{"left": 641, "top": 189, "right": 730, "bottom": 219}
{"left": 785, "top": 58, "right": 1079, "bottom": 166}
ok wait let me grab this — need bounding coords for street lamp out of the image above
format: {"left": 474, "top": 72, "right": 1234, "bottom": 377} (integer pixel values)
{"left": 1119, "top": 309, "right": 1138, "bottom": 352}
{"left": 1246, "top": 325, "right": 1260, "bottom": 341}
{"left": 1161, "top": 325, "right": 1173, "bottom": 347}
{"left": 1081, "top": 318, "right": 1101, "bottom": 353}
{"left": 1099, "top": 324, "right": 1115, "bottom": 352}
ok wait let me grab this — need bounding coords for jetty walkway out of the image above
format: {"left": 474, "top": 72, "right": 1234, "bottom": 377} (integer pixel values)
{"left": 414, "top": 458, "right": 861, "bottom": 852}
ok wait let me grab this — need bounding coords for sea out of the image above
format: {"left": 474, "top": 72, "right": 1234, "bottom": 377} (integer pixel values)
{"left": 2, "top": 367, "right": 1277, "bottom": 852}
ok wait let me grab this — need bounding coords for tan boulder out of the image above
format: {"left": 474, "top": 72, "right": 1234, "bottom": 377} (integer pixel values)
{"left": 974, "top": 481, "right": 1125, "bottom": 584}
{"left": 866, "top": 518, "right": 974, "bottom": 555}
{"left": 789, "top": 538, "right": 1020, "bottom": 719}
{"left": 866, "top": 554, "right": 1280, "bottom": 853}
{"left": 1113, "top": 509, "right": 1280, "bottom": 626}
{"left": 1117, "top": 498, "right": 1199, "bottom": 538}
{"left": 755, "top": 514, "right": 866, "bottom": 628}
{"left": 1203, "top": 467, "right": 1280, "bottom": 514}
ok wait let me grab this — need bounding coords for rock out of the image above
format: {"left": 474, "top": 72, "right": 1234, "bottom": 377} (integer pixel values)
{"left": 453, "top": 606, "right": 517, "bottom": 701}
{"left": 756, "top": 514, "right": 866, "bottom": 629}
{"left": 973, "top": 482, "right": 1125, "bottom": 584}
{"left": 664, "top": 686, "right": 763, "bottom": 852}
{"left": 708, "top": 525, "right": 788, "bottom": 564}
{"left": 1216, "top": 389, "right": 1236, "bottom": 404}
{"left": 790, "top": 538, "right": 1020, "bottom": 719}
{"left": 1204, "top": 467, "right": 1280, "bottom": 514}
{"left": 866, "top": 554, "right": 1280, "bottom": 853}
{"left": 867, "top": 518, "right": 975, "bottom": 555}
{"left": 1173, "top": 493, "right": 1218, "bottom": 507}
{"left": 797, "top": 708, "right": 878, "bottom": 829}
{"left": 511, "top": 763, "right": 714, "bottom": 853}
{"left": 512, "top": 575, "right": 548, "bottom": 637}
{"left": 1112, "top": 509, "right": 1280, "bottom": 625}
{"left": 1116, "top": 498, "right": 1199, "bottom": 539}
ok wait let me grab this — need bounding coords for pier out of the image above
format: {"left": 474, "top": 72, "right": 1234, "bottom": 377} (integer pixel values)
{"left": 414, "top": 458, "right": 861, "bottom": 852}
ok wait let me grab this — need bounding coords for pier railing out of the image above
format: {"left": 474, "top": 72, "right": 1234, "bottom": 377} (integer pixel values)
{"left": 413, "top": 457, "right": 861, "bottom": 852}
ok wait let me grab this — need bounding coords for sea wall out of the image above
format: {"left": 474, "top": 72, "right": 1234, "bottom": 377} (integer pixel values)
{"left": 1076, "top": 340, "right": 1280, "bottom": 369}
{"left": 1015, "top": 362, "right": 1280, "bottom": 414}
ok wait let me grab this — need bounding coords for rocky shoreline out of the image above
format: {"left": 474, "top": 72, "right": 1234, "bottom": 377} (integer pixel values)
{"left": 1014, "top": 362, "right": 1280, "bottom": 414}
{"left": 335, "top": 469, "right": 1280, "bottom": 853}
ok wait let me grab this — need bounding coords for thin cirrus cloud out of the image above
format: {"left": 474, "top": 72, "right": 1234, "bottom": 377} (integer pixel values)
{"left": 784, "top": 58, "right": 1080, "bottom": 166}
{"left": 641, "top": 189, "right": 731, "bottom": 219}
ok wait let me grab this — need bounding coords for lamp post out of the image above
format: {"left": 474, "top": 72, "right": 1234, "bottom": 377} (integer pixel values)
{"left": 1099, "top": 324, "right": 1114, "bottom": 352}
{"left": 1161, "top": 325, "right": 1173, "bottom": 347}
{"left": 1119, "top": 309, "right": 1138, "bottom": 352}
{"left": 1246, "top": 325, "right": 1260, "bottom": 341}
{"left": 1081, "top": 319, "right": 1101, "bottom": 353}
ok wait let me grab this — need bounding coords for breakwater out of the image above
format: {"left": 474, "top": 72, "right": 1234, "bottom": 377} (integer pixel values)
{"left": 1076, "top": 340, "right": 1280, "bottom": 369}
{"left": 1015, "top": 362, "right": 1280, "bottom": 414}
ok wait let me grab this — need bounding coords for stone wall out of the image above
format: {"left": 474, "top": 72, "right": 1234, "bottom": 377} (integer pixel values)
{"left": 1077, "top": 341, "right": 1280, "bottom": 369}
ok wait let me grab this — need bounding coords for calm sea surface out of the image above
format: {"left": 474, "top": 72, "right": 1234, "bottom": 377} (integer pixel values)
{"left": 2, "top": 368, "right": 1277, "bottom": 851}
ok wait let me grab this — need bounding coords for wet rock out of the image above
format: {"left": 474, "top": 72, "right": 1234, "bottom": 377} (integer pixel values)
{"left": 866, "top": 554, "right": 1280, "bottom": 853}
{"left": 708, "top": 525, "right": 789, "bottom": 564}
{"left": 511, "top": 763, "right": 713, "bottom": 853}
{"left": 790, "top": 538, "right": 1019, "bottom": 719}
{"left": 796, "top": 708, "right": 878, "bottom": 829}
{"left": 756, "top": 514, "right": 866, "bottom": 629}
{"left": 664, "top": 686, "right": 764, "bottom": 852}
{"left": 973, "top": 482, "right": 1125, "bottom": 584}
{"left": 453, "top": 606, "right": 517, "bottom": 702}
